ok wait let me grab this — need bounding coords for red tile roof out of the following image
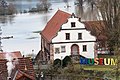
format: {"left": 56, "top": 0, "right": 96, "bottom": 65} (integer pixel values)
{"left": 14, "top": 70, "right": 35, "bottom": 80}
{"left": 0, "top": 57, "right": 35, "bottom": 80}
{"left": 13, "top": 57, "right": 35, "bottom": 80}
{"left": 41, "top": 10, "right": 71, "bottom": 42}
{"left": 0, "top": 59, "right": 7, "bottom": 80}
{"left": 0, "top": 51, "right": 22, "bottom": 59}
{"left": 83, "top": 21, "right": 107, "bottom": 40}
{"left": 0, "top": 50, "right": 35, "bottom": 80}
{"left": 83, "top": 21, "right": 105, "bottom": 33}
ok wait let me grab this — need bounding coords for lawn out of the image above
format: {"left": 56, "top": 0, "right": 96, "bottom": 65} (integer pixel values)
{"left": 74, "top": 64, "right": 119, "bottom": 80}
{"left": 82, "top": 65, "right": 115, "bottom": 71}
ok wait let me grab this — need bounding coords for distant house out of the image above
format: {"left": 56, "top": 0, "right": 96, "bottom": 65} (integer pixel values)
{"left": 0, "top": 51, "right": 35, "bottom": 80}
{"left": 0, "top": 51, "right": 22, "bottom": 59}
{"left": 36, "top": 10, "right": 108, "bottom": 64}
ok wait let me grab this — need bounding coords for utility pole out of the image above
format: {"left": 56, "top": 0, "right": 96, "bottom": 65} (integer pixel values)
{"left": 0, "top": 26, "right": 13, "bottom": 52}
{"left": 0, "top": 26, "right": 3, "bottom": 52}
{"left": 61, "top": 56, "right": 63, "bottom": 69}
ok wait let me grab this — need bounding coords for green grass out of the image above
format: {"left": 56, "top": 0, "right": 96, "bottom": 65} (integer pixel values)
{"left": 75, "top": 64, "right": 117, "bottom": 71}
{"left": 74, "top": 64, "right": 120, "bottom": 80}
{"left": 83, "top": 65, "right": 114, "bottom": 71}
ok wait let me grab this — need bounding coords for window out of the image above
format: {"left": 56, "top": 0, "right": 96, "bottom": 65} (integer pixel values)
{"left": 55, "top": 48, "right": 60, "bottom": 54}
{"left": 61, "top": 46, "right": 66, "bottom": 53}
{"left": 83, "top": 45, "right": 87, "bottom": 52}
{"left": 78, "top": 33, "right": 82, "bottom": 39}
{"left": 66, "top": 33, "right": 70, "bottom": 40}
{"left": 71, "top": 22, "right": 76, "bottom": 27}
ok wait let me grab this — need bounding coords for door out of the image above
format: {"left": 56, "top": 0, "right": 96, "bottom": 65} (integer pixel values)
{"left": 71, "top": 44, "right": 79, "bottom": 55}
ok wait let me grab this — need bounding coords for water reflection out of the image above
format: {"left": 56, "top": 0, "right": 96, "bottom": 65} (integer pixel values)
{"left": 8, "top": 0, "right": 39, "bottom": 12}
{"left": 38, "top": 11, "right": 50, "bottom": 25}
{"left": 0, "top": 15, "right": 15, "bottom": 24}
{"left": 75, "top": 0, "right": 99, "bottom": 21}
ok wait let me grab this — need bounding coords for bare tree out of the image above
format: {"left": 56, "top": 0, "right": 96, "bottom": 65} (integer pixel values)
{"left": 96, "top": 0, "right": 120, "bottom": 80}
{"left": 97, "top": 0, "right": 120, "bottom": 48}
{"left": 36, "top": 0, "right": 51, "bottom": 11}
{"left": 78, "top": 0, "right": 120, "bottom": 79}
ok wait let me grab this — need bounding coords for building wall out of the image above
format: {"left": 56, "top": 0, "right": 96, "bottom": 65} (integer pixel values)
{"left": 41, "top": 36, "right": 51, "bottom": 61}
{"left": 52, "top": 42, "right": 95, "bottom": 60}
{"left": 52, "top": 17, "right": 96, "bottom": 60}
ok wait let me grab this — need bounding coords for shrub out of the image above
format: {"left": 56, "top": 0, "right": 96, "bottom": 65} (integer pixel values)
{"left": 62, "top": 56, "right": 72, "bottom": 67}
{"left": 53, "top": 59, "right": 61, "bottom": 68}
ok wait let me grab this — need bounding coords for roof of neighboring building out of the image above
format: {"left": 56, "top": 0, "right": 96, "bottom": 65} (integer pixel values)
{"left": 11, "top": 57, "right": 35, "bottom": 80}
{"left": 14, "top": 70, "right": 35, "bottom": 80}
{"left": 41, "top": 10, "right": 107, "bottom": 42}
{"left": 41, "top": 10, "right": 71, "bottom": 42}
{"left": 0, "top": 57, "right": 35, "bottom": 80}
{"left": 0, "top": 59, "right": 7, "bottom": 80}
{"left": 0, "top": 51, "right": 22, "bottom": 59}
{"left": 83, "top": 21, "right": 107, "bottom": 41}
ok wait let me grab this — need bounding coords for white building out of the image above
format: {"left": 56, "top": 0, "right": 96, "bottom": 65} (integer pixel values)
{"left": 52, "top": 14, "right": 96, "bottom": 60}
{"left": 36, "top": 10, "right": 106, "bottom": 63}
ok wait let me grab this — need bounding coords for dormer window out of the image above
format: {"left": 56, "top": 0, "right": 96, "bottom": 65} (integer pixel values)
{"left": 71, "top": 22, "right": 75, "bottom": 27}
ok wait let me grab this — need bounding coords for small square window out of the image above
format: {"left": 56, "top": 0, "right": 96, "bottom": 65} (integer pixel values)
{"left": 66, "top": 33, "right": 70, "bottom": 40}
{"left": 71, "top": 22, "right": 76, "bottom": 27}
{"left": 78, "top": 33, "right": 82, "bottom": 39}
{"left": 61, "top": 46, "right": 66, "bottom": 53}
{"left": 55, "top": 48, "right": 60, "bottom": 54}
{"left": 83, "top": 45, "right": 87, "bottom": 52}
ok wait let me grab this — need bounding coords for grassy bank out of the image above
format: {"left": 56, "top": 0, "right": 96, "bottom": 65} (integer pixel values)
{"left": 74, "top": 64, "right": 119, "bottom": 80}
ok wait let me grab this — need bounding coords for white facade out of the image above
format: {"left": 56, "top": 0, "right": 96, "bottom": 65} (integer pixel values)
{"left": 52, "top": 16, "right": 96, "bottom": 60}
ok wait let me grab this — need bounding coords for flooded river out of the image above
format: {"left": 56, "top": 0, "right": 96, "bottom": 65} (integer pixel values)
{"left": 0, "top": 0, "right": 98, "bottom": 55}
{"left": 0, "top": 0, "right": 76, "bottom": 55}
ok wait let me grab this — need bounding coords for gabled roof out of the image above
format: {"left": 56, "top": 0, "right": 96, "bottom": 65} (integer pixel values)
{"left": 14, "top": 70, "right": 35, "bottom": 80}
{"left": 41, "top": 10, "right": 71, "bottom": 42}
{"left": 12, "top": 57, "right": 35, "bottom": 80}
{"left": 41, "top": 10, "right": 107, "bottom": 42}
{"left": 0, "top": 51, "right": 22, "bottom": 59}
{"left": 0, "top": 57, "right": 35, "bottom": 80}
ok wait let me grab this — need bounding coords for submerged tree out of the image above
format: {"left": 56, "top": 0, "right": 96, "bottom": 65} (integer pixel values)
{"left": 0, "top": 0, "right": 16, "bottom": 15}
{"left": 36, "top": 0, "right": 51, "bottom": 11}
{"left": 63, "top": 0, "right": 69, "bottom": 7}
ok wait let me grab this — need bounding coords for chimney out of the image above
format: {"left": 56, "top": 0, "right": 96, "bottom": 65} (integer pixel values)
{"left": 71, "top": 13, "right": 75, "bottom": 18}
{"left": 78, "top": 18, "right": 81, "bottom": 22}
{"left": 23, "top": 55, "right": 24, "bottom": 58}
{"left": 7, "top": 77, "right": 11, "bottom": 80}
